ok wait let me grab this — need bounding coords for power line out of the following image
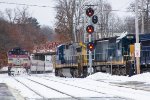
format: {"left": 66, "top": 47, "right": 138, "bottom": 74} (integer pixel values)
{"left": 103, "top": 10, "right": 133, "bottom": 12}
{"left": 0, "top": 1, "right": 55, "bottom": 8}
{"left": 116, "top": 0, "right": 134, "bottom": 11}
{"left": 0, "top": 1, "right": 136, "bottom": 13}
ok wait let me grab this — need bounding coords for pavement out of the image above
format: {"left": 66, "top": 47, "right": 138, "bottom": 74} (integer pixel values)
{"left": 0, "top": 83, "right": 16, "bottom": 100}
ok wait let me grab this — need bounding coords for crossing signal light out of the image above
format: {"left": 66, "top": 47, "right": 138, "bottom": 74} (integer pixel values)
{"left": 87, "top": 42, "right": 95, "bottom": 51}
{"left": 86, "top": 25, "right": 94, "bottom": 34}
{"left": 86, "top": 8, "right": 94, "bottom": 17}
{"left": 92, "top": 15, "right": 98, "bottom": 24}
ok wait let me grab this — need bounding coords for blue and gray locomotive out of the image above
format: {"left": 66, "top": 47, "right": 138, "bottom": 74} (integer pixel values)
{"left": 7, "top": 47, "right": 31, "bottom": 75}
{"left": 55, "top": 33, "right": 150, "bottom": 77}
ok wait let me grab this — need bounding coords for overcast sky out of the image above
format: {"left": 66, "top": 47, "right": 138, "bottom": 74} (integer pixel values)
{"left": 0, "top": 0, "right": 134, "bottom": 27}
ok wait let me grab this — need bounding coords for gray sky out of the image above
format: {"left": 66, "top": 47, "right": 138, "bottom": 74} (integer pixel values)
{"left": 0, "top": 0, "right": 134, "bottom": 27}
{"left": 109, "top": 0, "right": 134, "bottom": 17}
{"left": 0, "top": 0, "right": 56, "bottom": 27}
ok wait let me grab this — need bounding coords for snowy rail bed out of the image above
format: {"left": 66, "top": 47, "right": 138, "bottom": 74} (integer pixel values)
{"left": 0, "top": 72, "right": 150, "bottom": 100}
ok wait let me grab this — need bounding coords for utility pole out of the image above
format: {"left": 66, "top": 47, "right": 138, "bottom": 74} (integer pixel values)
{"left": 141, "top": 0, "right": 144, "bottom": 34}
{"left": 145, "top": 0, "right": 149, "bottom": 33}
{"left": 73, "top": 0, "right": 77, "bottom": 42}
{"left": 135, "top": 0, "right": 140, "bottom": 74}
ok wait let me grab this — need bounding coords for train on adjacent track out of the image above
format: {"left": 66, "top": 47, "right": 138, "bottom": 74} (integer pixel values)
{"left": 7, "top": 47, "right": 31, "bottom": 76}
{"left": 7, "top": 47, "right": 55, "bottom": 75}
{"left": 54, "top": 33, "right": 150, "bottom": 77}
{"left": 30, "top": 52, "right": 54, "bottom": 73}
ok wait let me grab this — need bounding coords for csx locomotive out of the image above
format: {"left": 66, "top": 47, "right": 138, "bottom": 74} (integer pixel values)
{"left": 7, "top": 47, "right": 31, "bottom": 75}
{"left": 54, "top": 33, "right": 150, "bottom": 77}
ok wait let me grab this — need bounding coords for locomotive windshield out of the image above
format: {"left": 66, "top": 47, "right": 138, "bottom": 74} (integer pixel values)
{"left": 8, "top": 48, "right": 28, "bottom": 55}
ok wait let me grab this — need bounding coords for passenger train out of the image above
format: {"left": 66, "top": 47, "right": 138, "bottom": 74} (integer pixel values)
{"left": 7, "top": 47, "right": 55, "bottom": 75}
{"left": 30, "top": 52, "right": 55, "bottom": 73}
{"left": 54, "top": 33, "right": 150, "bottom": 77}
{"left": 7, "top": 47, "right": 30, "bottom": 76}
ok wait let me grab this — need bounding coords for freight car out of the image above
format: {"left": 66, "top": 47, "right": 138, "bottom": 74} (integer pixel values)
{"left": 7, "top": 47, "right": 30, "bottom": 76}
{"left": 54, "top": 33, "right": 150, "bottom": 77}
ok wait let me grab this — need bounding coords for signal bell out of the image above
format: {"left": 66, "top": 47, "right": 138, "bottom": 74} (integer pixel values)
{"left": 86, "top": 8, "right": 94, "bottom": 17}
{"left": 87, "top": 42, "right": 95, "bottom": 51}
{"left": 86, "top": 25, "right": 94, "bottom": 34}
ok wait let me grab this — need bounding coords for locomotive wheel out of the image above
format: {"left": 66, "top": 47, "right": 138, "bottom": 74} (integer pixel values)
{"left": 112, "top": 67, "right": 120, "bottom": 75}
{"left": 120, "top": 67, "right": 126, "bottom": 75}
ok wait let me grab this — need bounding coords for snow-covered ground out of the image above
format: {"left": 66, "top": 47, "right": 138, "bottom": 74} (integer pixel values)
{"left": 87, "top": 72, "right": 150, "bottom": 84}
{"left": 0, "top": 72, "right": 150, "bottom": 100}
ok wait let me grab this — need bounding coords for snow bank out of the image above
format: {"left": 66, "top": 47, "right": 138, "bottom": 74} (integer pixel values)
{"left": 0, "top": 67, "right": 8, "bottom": 71}
{"left": 131, "top": 73, "right": 150, "bottom": 84}
{"left": 87, "top": 72, "right": 150, "bottom": 83}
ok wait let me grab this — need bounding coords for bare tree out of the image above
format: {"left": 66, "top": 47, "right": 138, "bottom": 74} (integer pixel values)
{"left": 55, "top": 0, "right": 125, "bottom": 43}
{"left": 127, "top": 0, "right": 150, "bottom": 33}
{"left": 5, "top": 8, "right": 18, "bottom": 24}
{"left": 78, "top": 0, "right": 122, "bottom": 39}
{"left": 55, "top": 0, "right": 76, "bottom": 43}
{"left": 41, "top": 26, "right": 55, "bottom": 41}
{"left": 0, "top": 11, "right": 4, "bottom": 20}
{"left": 95, "top": 0, "right": 113, "bottom": 38}
{"left": 0, "top": 7, "right": 50, "bottom": 66}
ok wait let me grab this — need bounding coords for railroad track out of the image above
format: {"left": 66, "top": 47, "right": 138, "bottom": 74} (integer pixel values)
{"left": 110, "top": 82, "right": 150, "bottom": 92}
{"left": 14, "top": 74, "right": 150, "bottom": 100}
{"left": 88, "top": 79, "right": 150, "bottom": 92}
{"left": 26, "top": 78, "right": 80, "bottom": 100}
{"left": 14, "top": 77, "right": 79, "bottom": 100}
{"left": 35, "top": 75, "right": 150, "bottom": 92}
{"left": 35, "top": 76, "right": 150, "bottom": 100}
{"left": 27, "top": 76, "right": 129, "bottom": 100}
{"left": 37, "top": 77, "right": 107, "bottom": 95}
{"left": 13, "top": 77, "right": 45, "bottom": 100}
{"left": 31, "top": 76, "right": 130, "bottom": 100}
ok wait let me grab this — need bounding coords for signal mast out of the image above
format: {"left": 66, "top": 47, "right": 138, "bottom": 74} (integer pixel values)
{"left": 85, "top": 7, "right": 98, "bottom": 75}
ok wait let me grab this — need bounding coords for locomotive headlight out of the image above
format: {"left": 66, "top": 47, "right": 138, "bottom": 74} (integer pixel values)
{"left": 8, "top": 58, "right": 13, "bottom": 63}
{"left": 8, "top": 58, "right": 13, "bottom": 61}
{"left": 23, "top": 59, "right": 28, "bottom": 61}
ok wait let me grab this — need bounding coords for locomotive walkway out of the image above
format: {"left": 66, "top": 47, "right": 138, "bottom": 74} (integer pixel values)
{"left": 0, "top": 83, "right": 15, "bottom": 100}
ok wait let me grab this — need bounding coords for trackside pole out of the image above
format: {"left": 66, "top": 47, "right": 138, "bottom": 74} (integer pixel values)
{"left": 135, "top": 0, "right": 140, "bottom": 74}
{"left": 88, "top": 34, "right": 93, "bottom": 75}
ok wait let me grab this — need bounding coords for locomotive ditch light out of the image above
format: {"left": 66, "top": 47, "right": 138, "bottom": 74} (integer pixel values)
{"left": 86, "top": 25, "right": 94, "bottom": 34}
{"left": 87, "top": 42, "right": 95, "bottom": 51}
{"left": 86, "top": 7, "right": 94, "bottom": 17}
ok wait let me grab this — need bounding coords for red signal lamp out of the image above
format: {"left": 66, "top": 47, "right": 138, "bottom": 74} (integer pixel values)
{"left": 87, "top": 42, "right": 95, "bottom": 51}
{"left": 86, "top": 8, "right": 94, "bottom": 17}
{"left": 86, "top": 25, "right": 94, "bottom": 34}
